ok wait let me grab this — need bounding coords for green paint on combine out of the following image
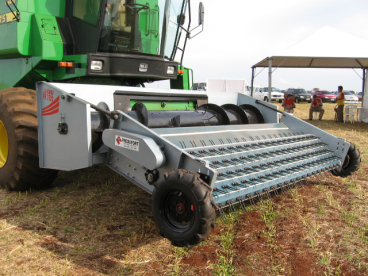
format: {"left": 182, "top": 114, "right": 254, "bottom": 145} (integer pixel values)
{"left": 0, "top": 0, "right": 190, "bottom": 92}
{"left": 130, "top": 100, "right": 196, "bottom": 110}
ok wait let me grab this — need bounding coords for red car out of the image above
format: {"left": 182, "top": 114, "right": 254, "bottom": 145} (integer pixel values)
{"left": 311, "top": 90, "right": 337, "bottom": 103}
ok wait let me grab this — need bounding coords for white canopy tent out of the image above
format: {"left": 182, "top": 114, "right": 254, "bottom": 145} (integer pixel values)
{"left": 251, "top": 26, "right": 368, "bottom": 122}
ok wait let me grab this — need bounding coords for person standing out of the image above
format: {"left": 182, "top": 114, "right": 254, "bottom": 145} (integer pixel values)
{"left": 282, "top": 94, "right": 296, "bottom": 114}
{"left": 336, "top": 85, "right": 345, "bottom": 122}
{"left": 309, "top": 95, "right": 324, "bottom": 120}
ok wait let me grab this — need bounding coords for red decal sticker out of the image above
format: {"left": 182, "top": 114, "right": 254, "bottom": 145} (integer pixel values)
{"left": 42, "top": 96, "right": 60, "bottom": 116}
{"left": 116, "top": 136, "right": 122, "bottom": 145}
{"left": 43, "top": 89, "right": 54, "bottom": 102}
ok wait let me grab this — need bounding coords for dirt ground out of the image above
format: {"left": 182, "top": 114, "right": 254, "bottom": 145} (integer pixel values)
{"left": 0, "top": 102, "right": 367, "bottom": 275}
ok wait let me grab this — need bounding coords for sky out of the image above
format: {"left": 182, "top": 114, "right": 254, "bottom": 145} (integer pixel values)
{"left": 150, "top": 0, "right": 368, "bottom": 92}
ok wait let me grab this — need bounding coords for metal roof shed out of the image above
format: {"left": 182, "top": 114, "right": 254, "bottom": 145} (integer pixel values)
{"left": 251, "top": 26, "right": 368, "bottom": 122}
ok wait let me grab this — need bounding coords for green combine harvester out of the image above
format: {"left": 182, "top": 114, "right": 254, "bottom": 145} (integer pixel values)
{"left": 0, "top": 0, "right": 361, "bottom": 247}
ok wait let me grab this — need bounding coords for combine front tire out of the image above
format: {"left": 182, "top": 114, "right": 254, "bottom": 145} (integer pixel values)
{"left": 0, "top": 88, "right": 58, "bottom": 191}
{"left": 152, "top": 170, "right": 216, "bottom": 247}
{"left": 331, "top": 142, "right": 361, "bottom": 177}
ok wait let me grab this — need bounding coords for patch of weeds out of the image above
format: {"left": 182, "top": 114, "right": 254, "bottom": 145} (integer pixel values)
{"left": 165, "top": 247, "right": 188, "bottom": 276}
{"left": 64, "top": 226, "right": 74, "bottom": 234}
{"left": 260, "top": 200, "right": 279, "bottom": 224}
{"left": 341, "top": 208, "right": 360, "bottom": 227}
{"left": 354, "top": 185, "right": 367, "bottom": 200}
{"left": 118, "top": 264, "right": 132, "bottom": 275}
{"left": 306, "top": 237, "right": 318, "bottom": 249}
{"left": 127, "top": 231, "right": 141, "bottom": 246}
{"left": 52, "top": 188, "right": 61, "bottom": 200}
{"left": 330, "top": 264, "right": 343, "bottom": 276}
{"left": 325, "top": 192, "right": 338, "bottom": 208}
{"left": 174, "top": 247, "right": 188, "bottom": 259}
{"left": 59, "top": 209, "right": 69, "bottom": 223}
{"left": 213, "top": 253, "right": 235, "bottom": 276}
{"left": 344, "top": 178, "right": 358, "bottom": 190}
{"left": 27, "top": 206, "right": 38, "bottom": 216}
{"left": 356, "top": 227, "right": 368, "bottom": 244}
{"left": 213, "top": 215, "right": 236, "bottom": 276}
{"left": 218, "top": 211, "right": 239, "bottom": 226}
{"left": 319, "top": 252, "right": 331, "bottom": 265}
{"left": 245, "top": 253, "right": 261, "bottom": 262}
{"left": 352, "top": 257, "right": 368, "bottom": 272}
{"left": 38, "top": 197, "right": 50, "bottom": 209}
{"left": 259, "top": 200, "right": 280, "bottom": 244}
{"left": 164, "top": 247, "right": 189, "bottom": 275}
{"left": 290, "top": 188, "right": 302, "bottom": 205}
{"left": 300, "top": 216, "right": 321, "bottom": 250}
{"left": 270, "top": 255, "right": 285, "bottom": 274}
{"left": 317, "top": 203, "right": 326, "bottom": 216}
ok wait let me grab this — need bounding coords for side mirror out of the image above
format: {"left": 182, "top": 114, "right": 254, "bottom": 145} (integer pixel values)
{"left": 198, "top": 2, "right": 204, "bottom": 25}
{"left": 185, "top": 1, "right": 204, "bottom": 40}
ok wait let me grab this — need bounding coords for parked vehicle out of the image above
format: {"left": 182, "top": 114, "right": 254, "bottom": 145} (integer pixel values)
{"left": 357, "top": 92, "right": 363, "bottom": 101}
{"left": 312, "top": 90, "right": 337, "bottom": 103}
{"left": 332, "top": 91, "right": 359, "bottom": 101}
{"left": 193, "top": 82, "right": 207, "bottom": 91}
{"left": 260, "top": 87, "right": 284, "bottom": 103}
{"left": 286, "top": 88, "right": 312, "bottom": 103}
{"left": 343, "top": 91, "right": 359, "bottom": 101}
{"left": 245, "top": 85, "right": 251, "bottom": 96}
{"left": 252, "top": 85, "right": 270, "bottom": 101}
{"left": 250, "top": 85, "right": 261, "bottom": 97}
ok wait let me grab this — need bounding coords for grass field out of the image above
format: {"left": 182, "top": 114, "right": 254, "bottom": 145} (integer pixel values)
{"left": 0, "top": 102, "right": 367, "bottom": 276}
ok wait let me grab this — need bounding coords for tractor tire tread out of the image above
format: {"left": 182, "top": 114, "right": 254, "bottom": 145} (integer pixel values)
{"left": 0, "top": 87, "right": 58, "bottom": 191}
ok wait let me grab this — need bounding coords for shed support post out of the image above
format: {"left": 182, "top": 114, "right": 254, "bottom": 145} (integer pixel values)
{"left": 362, "top": 68, "right": 366, "bottom": 103}
{"left": 251, "top": 67, "right": 255, "bottom": 97}
{"left": 362, "top": 68, "right": 368, "bottom": 123}
{"left": 268, "top": 58, "right": 273, "bottom": 102}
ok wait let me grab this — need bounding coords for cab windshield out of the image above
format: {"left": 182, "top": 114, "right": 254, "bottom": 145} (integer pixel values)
{"left": 295, "top": 89, "right": 306, "bottom": 94}
{"left": 95, "top": 0, "right": 186, "bottom": 58}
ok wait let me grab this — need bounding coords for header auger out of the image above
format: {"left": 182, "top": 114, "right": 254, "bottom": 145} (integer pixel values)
{"left": 0, "top": 0, "right": 360, "bottom": 246}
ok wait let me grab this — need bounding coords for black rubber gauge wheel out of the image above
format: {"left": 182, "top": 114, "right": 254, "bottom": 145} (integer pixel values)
{"left": 331, "top": 142, "right": 361, "bottom": 177}
{"left": 0, "top": 88, "right": 58, "bottom": 191}
{"left": 152, "top": 170, "right": 216, "bottom": 247}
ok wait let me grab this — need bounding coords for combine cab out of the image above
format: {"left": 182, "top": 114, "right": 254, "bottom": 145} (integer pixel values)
{"left": 0, "top": 0, "right": 361, "bottom": 246}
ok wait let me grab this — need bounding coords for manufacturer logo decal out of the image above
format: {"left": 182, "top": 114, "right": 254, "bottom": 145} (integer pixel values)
{"left": 115, "top": 136, "right": 139, "bottom": 151}
{"left": 139, "top": 63, "right": 148, "bottom": 72}
{"left": 43, "top": 89, "right": 54, "bottom": 102}
{"left": 42, "top": 96, "right": 60, "bottom": 116}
